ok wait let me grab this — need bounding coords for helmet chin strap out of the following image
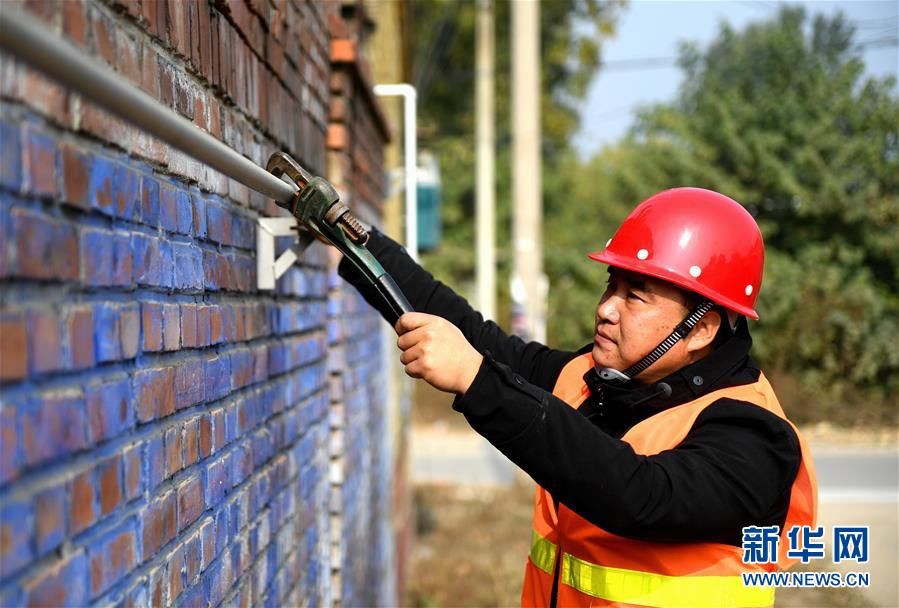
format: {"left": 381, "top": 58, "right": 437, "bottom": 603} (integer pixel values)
{"left": 597, "top": 300, "right": 715, "bottom": 383}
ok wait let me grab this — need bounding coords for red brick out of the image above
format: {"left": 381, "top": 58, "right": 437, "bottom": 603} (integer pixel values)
{"left": 209, "top": 305, "right": 223, "bottom": 345}
{"left": 180, "top": 304, "right": 198, "bottom": 348}
{"left": 123, "top": 444, "right": 142, "bottom": 500}
{"left": 165, "top": 425, "right": 182, "bottom": 477}
{"left": 66, "top": 306, "right": 95, "bottom": 370}
{"left": 159, "top": 58, "right": 175, "bottom": 107}
{"left": 140, "top": 43, "right": 160, "bottom": 98}
{"left": 183, "top": 418, "right": 199, "bottom": 466}
{"left": 117, "top": 30, "right": 141, "bottom": 86}
{"left": 70, "top": 470, "right": 97, "bottom": 535}
{"left": 198, "top": 2, "right": 212, "bottom": 82}
{"left": 98, "top": 456, "right": 123, "bottom": 516}
{"left": 141, "top": 302, "right": 163, "bottom": 351}
{"left": 134, "top": 366, "right": 175, "bottom": 422}
{"left": 13, "top": 208, "right": 79, "bottom": 281}
{"left": 91, "top": 7, "right": 117, "bottom": 66}
{"left": 141, "top": 492, "right": 176, "bottom": 556}
{"left": 199, "top": 415, "right": 212, "bottom": 458}
{"left": 327, "top": 124, "right": 347, "bottom": 150}
{"left": 193, "top": 95, "right": 207, "bottom": 130}
{"left": 188, "top": 0, "right": 199, "bottom": 70}
{"left": 177, "top": 477, "right": 204, "bottom": 531}
{"left": 0, "top": 310, "right": 28, "bottom": 381}
{"left": 25, "top": 129, "right": 57, "bottom": 196}
{"left": 167, "top": 0, "right": 188, "bottom": 58}
{"left": 63, "top": 0, "right": 88, "bottom": 47}
{"left": 90, "top": 526, "right": 137, "bottom": 597}
{"left": 149, "top": 567, "right": 164, "bottom": 607}
{"left": 168, "top": 544, "right": 185, "bottom": 601}
{"left": 61, "top": 142, "right": 90, "bottom": 209}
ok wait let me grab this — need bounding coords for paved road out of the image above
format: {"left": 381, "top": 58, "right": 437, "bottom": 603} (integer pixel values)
{"left": 809, "top": 444, "right": 898, "bottom": 608}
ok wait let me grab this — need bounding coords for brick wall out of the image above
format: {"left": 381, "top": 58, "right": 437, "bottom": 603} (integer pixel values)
{"left": 0, "top": 1, "right": 396, "bottom": 607}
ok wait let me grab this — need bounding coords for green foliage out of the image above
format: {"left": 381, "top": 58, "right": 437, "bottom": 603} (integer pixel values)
{"left": 546, "top": 7, "right": 898, "bottom": 419}
{"left": 413, "top": 3, "right": 897, "bottom": 421}
{"left": 410, "top": 0, "right": 626, "bottom": 294}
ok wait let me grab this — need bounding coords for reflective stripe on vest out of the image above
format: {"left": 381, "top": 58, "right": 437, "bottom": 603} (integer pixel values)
{"left": 529, "top": 530, "right": 557, "bottom": 575}
{"left": 530, "top": 531, "right": 775, "bottom": 608}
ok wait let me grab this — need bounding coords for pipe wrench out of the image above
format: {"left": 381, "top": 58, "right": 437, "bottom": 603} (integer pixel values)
{"left": 266, "top": 152, "right": 413, "bottom": 325}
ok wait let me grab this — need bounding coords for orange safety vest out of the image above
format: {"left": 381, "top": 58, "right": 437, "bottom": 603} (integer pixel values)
{"left": 521, "top": 353, "right": 817, "bottom": 608}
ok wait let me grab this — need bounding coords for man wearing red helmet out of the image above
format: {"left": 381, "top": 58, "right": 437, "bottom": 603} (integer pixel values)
{"left": 339, "top": 187, "right": 817, "bottom": 608}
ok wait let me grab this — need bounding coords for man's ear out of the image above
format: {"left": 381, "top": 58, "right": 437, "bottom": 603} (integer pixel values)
{"left": 685, "top": 310, "right": 722, "bottom": 353}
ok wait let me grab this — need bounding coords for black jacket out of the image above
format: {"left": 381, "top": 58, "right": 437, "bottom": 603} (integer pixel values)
{"left": 339, "top": 230, "right": 801, "bottom": 547}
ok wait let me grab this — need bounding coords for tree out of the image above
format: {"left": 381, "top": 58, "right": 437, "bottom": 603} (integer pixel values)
{"left": 545, "top": 7, "right": 898, "bottom": 422}
{"left": 410, "top": 0, "right": 625, "bottom": 299}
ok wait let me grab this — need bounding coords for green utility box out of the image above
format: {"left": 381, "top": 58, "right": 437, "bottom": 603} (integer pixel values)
{"left": 416, "top": 152, "right": 442, "bottom": 251}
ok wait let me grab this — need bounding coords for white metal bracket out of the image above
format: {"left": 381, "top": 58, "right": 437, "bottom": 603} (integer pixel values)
{"left": 256, "top": 217, "right": 313, "bottom": 290}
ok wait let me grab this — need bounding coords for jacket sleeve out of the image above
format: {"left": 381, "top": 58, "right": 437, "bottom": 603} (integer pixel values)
{"left": 337, "top": 229, "right": 577, "bottom": 391}
{"left": 454, "top": 355, "right": 801, "bottom": 545}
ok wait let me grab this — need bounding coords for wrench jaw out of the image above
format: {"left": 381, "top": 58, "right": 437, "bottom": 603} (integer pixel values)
{"left": 264, "top": 152, "right": 384, "bottom": 285}
{"left": 264, "top": 151, "right": 414, "bottom": 325}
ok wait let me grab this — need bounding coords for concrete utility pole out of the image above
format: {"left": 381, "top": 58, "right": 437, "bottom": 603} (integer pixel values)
{"left": 511, "top": 0, "right": 545, "bottom": 342}
{"left": 476, "top": 0, "right": 496, "bottom": 321}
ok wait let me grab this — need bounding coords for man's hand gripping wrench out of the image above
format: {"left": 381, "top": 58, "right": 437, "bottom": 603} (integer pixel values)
{"left": 265, "top": 152, "right": 413, "bottom": 326}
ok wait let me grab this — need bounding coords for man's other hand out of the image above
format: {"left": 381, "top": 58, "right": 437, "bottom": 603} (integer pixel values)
{"left": 395, "top": 312, "right": 483, "bottom": 395}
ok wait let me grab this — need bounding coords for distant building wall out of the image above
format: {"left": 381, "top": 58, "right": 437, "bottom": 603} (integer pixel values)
{"left": 0, "top": 1, "right": 395, "bottom": 606}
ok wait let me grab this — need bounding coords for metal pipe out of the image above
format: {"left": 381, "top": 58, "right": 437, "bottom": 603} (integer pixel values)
{"left": 373, "top": 84, "right": 418, "bottom": 261}
{"left": 0, "top": 7, "right": 296, "bottom": 205}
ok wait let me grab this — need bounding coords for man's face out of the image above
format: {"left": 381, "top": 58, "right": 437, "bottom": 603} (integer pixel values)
{"left": 592, "top": 268, "right": 694, "bottom": 383}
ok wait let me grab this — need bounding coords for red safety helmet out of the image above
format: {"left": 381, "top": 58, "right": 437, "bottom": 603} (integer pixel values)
{"left": 589, "top": 187, "right": 764, "bottom": 319}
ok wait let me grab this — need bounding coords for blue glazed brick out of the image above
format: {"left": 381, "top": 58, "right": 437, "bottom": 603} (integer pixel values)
{"left": 184, "top": 532, "right": 201, "bottom": 582}
{"left": 26, "top": 129, "right": 57, "bottom": 197}
{"left": 22, "top": 551, "right": 88, "bottom": 608}
{"left": 112, "top": 232, "right": 133, "bottom": 287}
{"left": 146, "top": 435, "right": 165, "bottom": 489}
{"left": 0, "top": 120, "right": 22, "bottom": 190}
{"left": 173, "top": 241, "right": 203, "bottom": 290}
{"left": 86, "top": 376, "right": 134, "bottom": 443}
{"left": 180, "top": 583, "right": 205, "bottom": 608}
{"left": 88, "top": 156, "right": 118, "bottom": 217}
{"left": 230, "top": 349, "right": 254, "bottom": 390}
{"left": 20, "top": 392, "right": 87, "bottom": 466}
{"left": 205, "top": 457, "right": 230, "bottom": 506}
{"left": 34, "top": 483, "right": 67, "bottom": 555}
{"left": 176, "top": 190, "right": 192, "bottom": 235}
{"left": 87, "top": 520, "right": 138, "bottom": 598}
{"left": 0, "top": 407, "right": 19, "bottom": 484}
{"left": 80, "top": 228, "right": 114, "bottom": 286}
{"left": 191, "top": 190, "right": 207, "bottom": 239}
{"left": 158, "top": 239, "right": 173, "bottom": 288}
{"left": 206, "top": 199, "right": 232, "bottom": 245}
{"left": 224, "top": 405, "right": 238, "bottom": 443}
{"left": 205, "top": 355, "right": 231, "bottom": 402}
{"left": 175, "top": 357, "right": 205, "bottom": 410}
{"left": 159, "top": 184, "right": 178, "bottom": 232}
{"left": 229, "top": 443, "right": 251, "bottom": 488}
{"left": 140, "top": 175, "right": 159, "bottom": 227}
{"left": 214, "top": 509, "right": 229, "bottom": 553}
{"left": 133, "top": 233, "right": 171, "bottom": 288}
{"left": 0, "top": 499, "right": 33, "bottom": 576}
{"left": 95, "top": 304, "right": 122, "bottom": 363}
{"left": 115, "top": 165, "right": 139, "bottom": 221}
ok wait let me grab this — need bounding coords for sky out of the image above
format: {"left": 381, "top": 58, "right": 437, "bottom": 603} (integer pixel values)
{"left": 572, "top": 0, "right": 899, "bottom": 159}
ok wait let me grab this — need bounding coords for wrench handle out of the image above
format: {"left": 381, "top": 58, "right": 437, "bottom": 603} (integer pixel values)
{"left": 374, "top": 274, "right": 414, "bottom": 327}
